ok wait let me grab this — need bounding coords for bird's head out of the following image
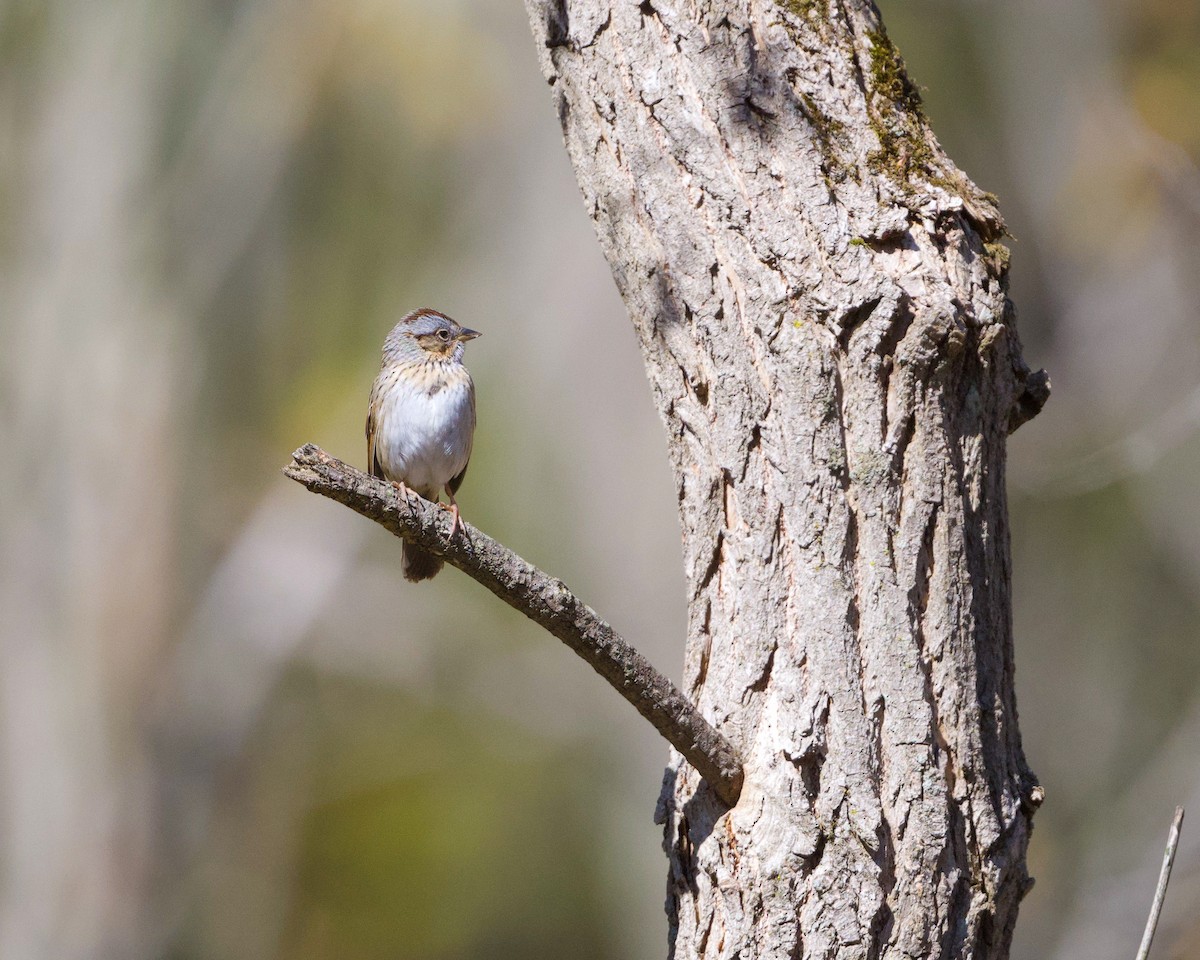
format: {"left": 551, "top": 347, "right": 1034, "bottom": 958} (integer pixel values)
{"left": 385, "top": 308, "right": 481, "bottom": 363}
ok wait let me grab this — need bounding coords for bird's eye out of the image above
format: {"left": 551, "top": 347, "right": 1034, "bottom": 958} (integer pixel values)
{"left": 437, "top": 329, "right": 452, "bottom": 342}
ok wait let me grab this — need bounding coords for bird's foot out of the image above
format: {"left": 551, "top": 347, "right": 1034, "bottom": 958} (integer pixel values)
{"left": 444, "top": 501, "right": 461, "bottom": 538}
{"left": 440, "top": 485, "right": 462, "bottom": 538}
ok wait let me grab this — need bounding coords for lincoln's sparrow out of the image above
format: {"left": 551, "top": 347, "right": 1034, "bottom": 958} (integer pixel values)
{"left": 366, "top": 308, "right": 481, "bottom": 581}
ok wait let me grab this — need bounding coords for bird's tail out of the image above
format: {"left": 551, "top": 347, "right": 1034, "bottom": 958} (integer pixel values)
{"left": 403, "top": 541, "right": 443, "bottom": 582}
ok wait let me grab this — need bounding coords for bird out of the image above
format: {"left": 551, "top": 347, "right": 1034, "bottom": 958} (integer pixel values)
{"left": 365, "top": 308, "right": 480, "bottom": 581}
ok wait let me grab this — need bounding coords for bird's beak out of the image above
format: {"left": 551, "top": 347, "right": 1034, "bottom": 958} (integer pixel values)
{"left": 457, "top": 327, "right": 482, "bottom": 341}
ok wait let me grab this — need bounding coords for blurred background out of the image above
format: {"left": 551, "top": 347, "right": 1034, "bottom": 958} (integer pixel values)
{"left": 0, "top": 0, "right": 1198, "bottom": 957}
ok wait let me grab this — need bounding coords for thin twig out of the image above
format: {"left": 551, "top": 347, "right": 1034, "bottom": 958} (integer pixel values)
{"left": 283, "top": 443, "right": 745, "bottom": 806}
{"left": 1135, "top": 806, "right": 1185, "bottom": 960}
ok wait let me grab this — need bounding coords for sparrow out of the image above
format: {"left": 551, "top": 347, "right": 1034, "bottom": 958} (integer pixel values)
{"left": 366, "top": 308, "right": 480, "bottom": 581}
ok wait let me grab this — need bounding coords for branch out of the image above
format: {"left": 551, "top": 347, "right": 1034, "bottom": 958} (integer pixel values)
{"left": 1135, "top": 806, "right": 1185, "bottom": 960}
{"left": 283, "top": 443, "right": 745, "bottom": 806}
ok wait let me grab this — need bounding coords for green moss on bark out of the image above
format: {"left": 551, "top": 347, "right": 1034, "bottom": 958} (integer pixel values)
{"left": 865, "top": 28, "right": 923, "bottom": 114}
{"left": 781, "top": 0, "right": 823, "bottom": 21}
{"left": 862, "top": 27, "right": 954, "bottom": 189}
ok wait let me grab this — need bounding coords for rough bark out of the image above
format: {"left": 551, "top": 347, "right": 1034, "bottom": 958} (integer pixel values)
{"left": 522, "top": 1, "right": 1046, "bottom": 958}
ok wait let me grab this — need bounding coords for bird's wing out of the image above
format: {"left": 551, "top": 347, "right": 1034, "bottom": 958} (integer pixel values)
{"left": 366, "top": 376, "right": 384, "bottom": 480}
{"left": 448, "top": 375, "right": 476, "bottom": 495}
{"left": 448, "top": 460, "right": 468, "bottom": 495}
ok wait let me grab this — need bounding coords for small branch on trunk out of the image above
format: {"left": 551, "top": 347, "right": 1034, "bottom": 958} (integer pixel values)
{"left": 283, "top": 443, "right": 745, "bottom": 806}
{"left": 1135, "top": 805, "right": 1185, "bottom": 960}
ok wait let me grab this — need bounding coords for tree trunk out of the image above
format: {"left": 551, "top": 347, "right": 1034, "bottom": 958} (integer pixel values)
{"left": 523, "top": 1, "right": 1046, "bottom": 957}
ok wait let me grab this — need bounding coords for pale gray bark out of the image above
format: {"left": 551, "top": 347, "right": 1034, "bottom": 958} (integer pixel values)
{"left": 522, "top": 1, "right": 1046, "bottom": 958}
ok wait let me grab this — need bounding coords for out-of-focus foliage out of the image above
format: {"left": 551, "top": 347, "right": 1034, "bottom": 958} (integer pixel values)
{"left": 186, "top": 673, "right": 616, "bottom": 960}
{"left": 2, "top": 0, "right": 1199, "bottom": 957}
{"left": 1125, "top": 0, "right": 1200, "bottom": 156}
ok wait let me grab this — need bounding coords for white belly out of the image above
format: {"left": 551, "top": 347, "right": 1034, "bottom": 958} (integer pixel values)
{"left": 375, "top": 376, "right": 474, "bottom": 497}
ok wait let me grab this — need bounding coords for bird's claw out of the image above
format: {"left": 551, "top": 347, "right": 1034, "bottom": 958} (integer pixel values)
{"left": 441, "top": 501, "right": 461, "bottom": 538}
